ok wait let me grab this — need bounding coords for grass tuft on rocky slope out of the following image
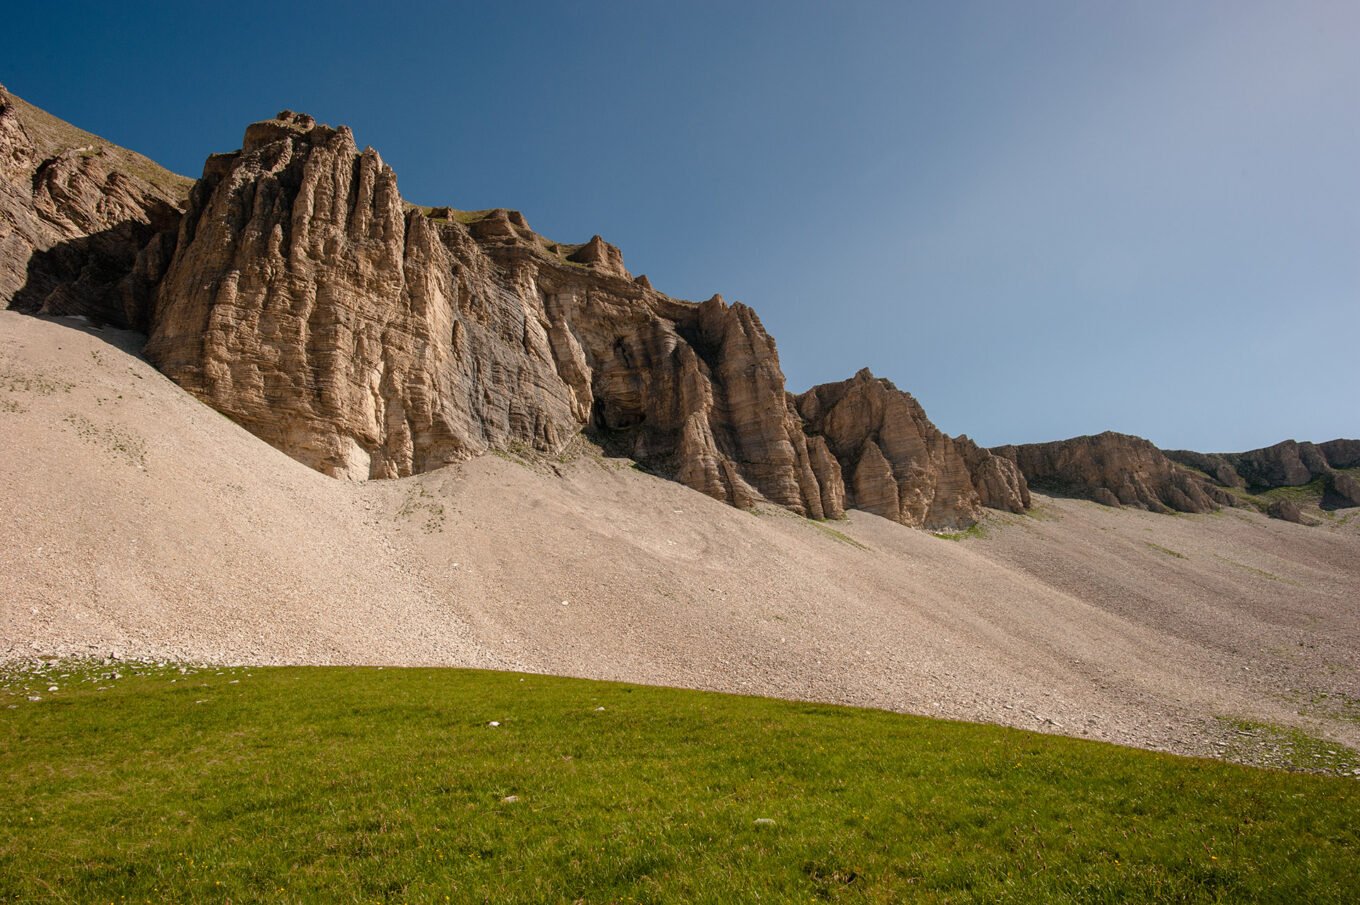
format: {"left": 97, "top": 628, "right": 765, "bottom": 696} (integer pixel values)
{"left": 2, "top": 665, "right": 1357, "bottom": 903}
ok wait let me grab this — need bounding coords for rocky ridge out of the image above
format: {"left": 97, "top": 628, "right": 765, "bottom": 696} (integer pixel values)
{"left": 796, "top": 369, "right": 1027, "bottom": 527}
{"left": 3, "top": 96, "right": 1353, "bottom": 529}
{"left": 993, "top": 432, "right": 1236, "bottom": 514}
{"left": 1166, "top": 439, "right": 1360, "bottom": 511}
{"left": 2, "top": 100, "right": 1024, "bottom": 529}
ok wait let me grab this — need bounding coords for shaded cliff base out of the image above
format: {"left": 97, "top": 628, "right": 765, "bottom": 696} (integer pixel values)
{"left": 4, "top": 311, "right": 1358, "bottom": 768}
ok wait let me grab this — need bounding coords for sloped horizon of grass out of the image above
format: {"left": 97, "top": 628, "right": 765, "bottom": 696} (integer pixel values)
{"left": 2, "top": 666, "right": 1357, "bottom": 903}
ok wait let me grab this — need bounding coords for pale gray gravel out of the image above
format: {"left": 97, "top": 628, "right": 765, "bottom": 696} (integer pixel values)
{"left": 3, "top": 311, "right": 1358, "bottom": 770}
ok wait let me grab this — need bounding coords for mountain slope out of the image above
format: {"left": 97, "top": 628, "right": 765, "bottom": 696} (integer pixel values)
{"left": 4, "top": 310, "right": 1357, "bottom": 763}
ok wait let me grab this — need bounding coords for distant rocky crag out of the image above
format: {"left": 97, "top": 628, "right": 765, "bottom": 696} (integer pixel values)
{"left": 992, "top": 432, "right": 1237, "bottom": 514}
{"left": 1165, "top": 440, "right": 1360, "bottom": 512}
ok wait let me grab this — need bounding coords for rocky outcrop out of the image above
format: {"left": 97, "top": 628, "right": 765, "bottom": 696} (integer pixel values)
{"left": 0, "top": 85, "right": 188, "bottom": 329}
{"left": 1266, "top": 499, "right": 1305, "bottom": 523}
{"left": 994, "top": 432, "right": 1231, "bottom": 514}
{"left": 14, "top": 97, "right": 1351, "bottom": 532}
{"left": 1323, "top": 470, "right": 1360, "bottom": 509}
{"left": 1167, "top": 439, "right": 1360, "bottom": 510}
{"left": 1223, "top": 441, "right": 1326, "bottom": 490}
{"left": 956, "top": 435, "right": 1031, "bottom": 513}
{"left": 1159, "top": 449, "right": 1245, "bottom": 489}
{"left": 5, "top": 102, "right": 1031, "bottom": 528}
{"left": 1318, "top": 439, "right": 1360, "bottom": 470}
{"left": 566, "top": 235, "right": 628, "bottom": 277}
{"left": 137, "top": 112, "right": 848, "bottom": 517}
{"left": 794, "top": 370, "right": 1027, "bottom": 528}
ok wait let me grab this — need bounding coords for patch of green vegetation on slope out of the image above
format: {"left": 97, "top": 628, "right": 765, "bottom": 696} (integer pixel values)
{"left": 1217, "top": 478, "right": 1327, "bottom": 516}
{"left": 2, "top": 666, "right": 1357, "bottom": 903}
{"left": 935, "top": 523, "right": 987, "bottom": 541}
{"left": 807, "top": 519, "right": 870, "bottom": 550}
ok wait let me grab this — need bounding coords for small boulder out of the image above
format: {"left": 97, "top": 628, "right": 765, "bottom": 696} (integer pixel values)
{"left": 1266, "top": 499, "right": 1304, "bottom": 523}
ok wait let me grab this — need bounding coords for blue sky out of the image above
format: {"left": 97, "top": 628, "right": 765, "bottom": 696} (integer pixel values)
{"left": 5, "top": 1, "right": 1356, "bottom": 450}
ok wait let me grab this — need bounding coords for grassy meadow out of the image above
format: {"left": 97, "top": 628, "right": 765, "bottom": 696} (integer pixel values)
{"left": 2, "top": 663, "right": 1357, "bottom": 903}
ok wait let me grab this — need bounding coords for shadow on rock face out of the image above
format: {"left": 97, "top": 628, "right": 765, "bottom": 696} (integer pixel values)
{"left": 8, "top": 203, "right": 179, "bottom": 334}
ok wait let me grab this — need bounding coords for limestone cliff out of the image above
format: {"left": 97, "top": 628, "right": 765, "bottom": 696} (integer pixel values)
{"left": 5, "top": 102, "right": 1032, "bottom": 528}
{"left": 140, "top": 112, "right": 849, "bottom": 518}
{"left": 14, "top": 99, "right": 1351, "bottom": 532}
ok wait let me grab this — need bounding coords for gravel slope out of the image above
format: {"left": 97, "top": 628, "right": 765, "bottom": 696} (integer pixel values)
{"left": 3, "top": 311, "right": 1358, "bottom": 765}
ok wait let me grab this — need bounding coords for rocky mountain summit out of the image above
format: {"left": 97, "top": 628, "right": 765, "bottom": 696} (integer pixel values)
{"left": 2, "top": 94, "right": 1354, "bottom": 530}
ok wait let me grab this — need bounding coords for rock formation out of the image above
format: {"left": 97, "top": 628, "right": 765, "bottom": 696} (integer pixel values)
{"left": 1166, "top": 439, "right": 1360, "bottom": 510}
{"left": 795, "top": 370, "right": 1027, "bottom": 528}
{"left": 0, "top": 85, "right": 188, "bottom": 330}
{"left": 134, "top": 112, "right": 841, "bottom": 516}
{"left": 994, "top": 432, "right": 1232, "bottom": 514}
{"left": 7, "top": 95, "right": 1354, "bottom": 531}
{"left": 1266, "top": 499, "right": 1305, "bottom": 524}
{"left": 125, "top": 110, "right": 1030, "bottom": 527}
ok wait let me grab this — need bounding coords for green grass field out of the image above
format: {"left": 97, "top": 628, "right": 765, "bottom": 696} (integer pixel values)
{"left": 2, "top": 664, "right": 1357, "bottom": 903}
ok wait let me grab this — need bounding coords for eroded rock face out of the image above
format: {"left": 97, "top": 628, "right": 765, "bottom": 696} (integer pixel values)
{"left": 1160, "top": 449, "right": 1245, "bottom": 489}
{"left": 139, "top": 112, "right": 845, "bottom": 518}
{"left": 1318, "top": 439, "right": 1360, "bottom": 470}
{"left": 794, "top": 370, "right": 1027, "bottom": 528}
{"left": 956, "top": 435, "right": 1031, "bottom": 514}
{"left": 1220, "top": 440, "right": 1326, "bottom": 489}
{"left": 0, "top": 85, "right": 187, "bottom": 329}
{"left": 994, "top": 432, "right": 1230, "bottom": 514}
{"left": 144, "top": 113, "right": 564, "bottom": 479}
{"left": 6, "top": 102, "right": 1031, "bottom": 528}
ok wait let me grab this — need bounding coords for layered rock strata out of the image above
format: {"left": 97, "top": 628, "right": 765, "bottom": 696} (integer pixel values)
{"left": 4, "top": 102, "right": 1032, "bottom": 527}
{"left": 8, "top": 97, "right": 1353, "bottom": 530}
{"left": 136, "top": 113, "right": 835, "bottom": 515}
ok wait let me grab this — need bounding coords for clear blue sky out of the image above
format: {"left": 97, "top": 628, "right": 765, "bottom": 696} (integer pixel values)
{"left": 5, "top": 1, "right": 1356, "bottom": 450}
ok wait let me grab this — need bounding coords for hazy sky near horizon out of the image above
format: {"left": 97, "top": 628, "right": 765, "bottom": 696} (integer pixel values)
{"left": 5, "top": 1, "right": 1356, "bottom": 450}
